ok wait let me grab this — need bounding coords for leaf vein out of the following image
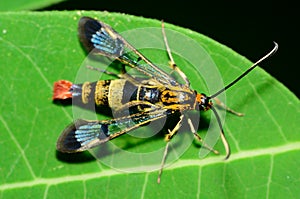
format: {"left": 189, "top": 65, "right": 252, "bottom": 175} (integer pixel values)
{"left": 0, "top": 115, "right": 36, "bottom": 179}
{"left": 249, "top": 82, "right": 287, "bottom": 142}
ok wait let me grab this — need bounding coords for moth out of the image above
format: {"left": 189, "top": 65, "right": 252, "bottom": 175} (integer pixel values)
{"left": 53, "top": 16, "right": 278, "bottom": 183}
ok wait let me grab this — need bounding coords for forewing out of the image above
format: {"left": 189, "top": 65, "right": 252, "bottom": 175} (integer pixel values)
{"left": 56, "top": 109, "right": 167, "bottom": 153}
{"left": 78, "top": 16, "right": 179, "bottom": 86}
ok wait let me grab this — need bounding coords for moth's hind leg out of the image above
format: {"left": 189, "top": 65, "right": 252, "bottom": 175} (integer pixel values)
{"left": 86, "top": 64, "right": 141, "bottom": 85}
{"left": 161, "top": 21, "right": 190, "bottom": 86}
{"left": 86, "top": 65, "right": 122, "bottom": 78}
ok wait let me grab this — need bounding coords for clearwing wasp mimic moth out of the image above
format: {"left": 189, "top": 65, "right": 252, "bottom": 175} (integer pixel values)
{"left": 53, "top": 16, "right": 278, "bottom": 183}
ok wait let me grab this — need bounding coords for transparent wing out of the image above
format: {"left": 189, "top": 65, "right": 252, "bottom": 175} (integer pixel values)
{"left": 56, "top": 109, "right": 168, "bottom": 153}
{"left": 78, "top": 16, "right": 179, "bottom": 86}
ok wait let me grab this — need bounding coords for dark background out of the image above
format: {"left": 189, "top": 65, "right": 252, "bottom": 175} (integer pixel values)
{"left": 42, "top": 0, "right": 299, "bottom": 98}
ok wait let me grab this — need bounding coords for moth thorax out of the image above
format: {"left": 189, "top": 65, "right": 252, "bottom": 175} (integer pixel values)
{"left": 161, "top": 90, "right": 190, "bottom": 104}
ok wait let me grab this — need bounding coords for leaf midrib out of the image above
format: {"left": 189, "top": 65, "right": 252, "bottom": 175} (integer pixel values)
{"left": 0, "top": 141, "right": 299, "bottom": 191}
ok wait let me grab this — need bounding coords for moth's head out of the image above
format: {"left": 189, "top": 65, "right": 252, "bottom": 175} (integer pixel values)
{"left": 196, "top": 93, "right": 213, "bottom": 111}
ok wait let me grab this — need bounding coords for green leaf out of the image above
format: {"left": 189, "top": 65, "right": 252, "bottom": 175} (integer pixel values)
{"left": 0, "top": 11, "right": 299, "bottom": 199}
{"left": 0, "top": 0, "right": 64, "bottom": 11}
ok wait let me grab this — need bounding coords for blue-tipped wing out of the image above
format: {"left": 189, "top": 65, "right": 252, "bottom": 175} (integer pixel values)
{"left": 57, "top": 109, "right": 167, "bottom": 153}
{"left": 78, "top": 16, "right": 179, "bottom": 86}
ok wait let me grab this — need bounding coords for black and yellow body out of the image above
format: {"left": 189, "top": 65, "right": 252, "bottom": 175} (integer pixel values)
{"left": 72, "top": 79, "right": 198, "bottom": 112}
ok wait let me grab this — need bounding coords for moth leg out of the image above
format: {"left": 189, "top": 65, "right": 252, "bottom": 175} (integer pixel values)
{"left": 165, "top": 115, "right": 184, "bottom": 141}
{"left": 214, "top": 97, "right": 244, "bottom": 116}
{"left": 86, "top": 64, "right": 139, "bottom": 85}
{"left": 157, "top": 141, "right": 170, "bottom": 184}
{"left": 157, "top": 115, "right": 184, "bottom": 183}
{"left": 86, "top": 65, "right": 122, "bottom": 78}
{"left": 187, "top": 118, "right": 219, "bottom": 155}
{"left": 161, "top": 21, "right": 190, "bottom": 86}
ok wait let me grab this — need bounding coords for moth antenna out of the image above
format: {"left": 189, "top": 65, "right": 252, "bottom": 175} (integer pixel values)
{"left": 209, "top": 42, "right": 278, "bottom": 99}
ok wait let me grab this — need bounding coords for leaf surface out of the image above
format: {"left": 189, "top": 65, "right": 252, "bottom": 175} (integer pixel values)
{"left": 0, "top": 0, "right": 64, "bottom": 11}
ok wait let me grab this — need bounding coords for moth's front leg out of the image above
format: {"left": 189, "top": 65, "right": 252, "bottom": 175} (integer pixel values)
{"left": 213, "top": 97, "right": 244, "bottom": 116}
